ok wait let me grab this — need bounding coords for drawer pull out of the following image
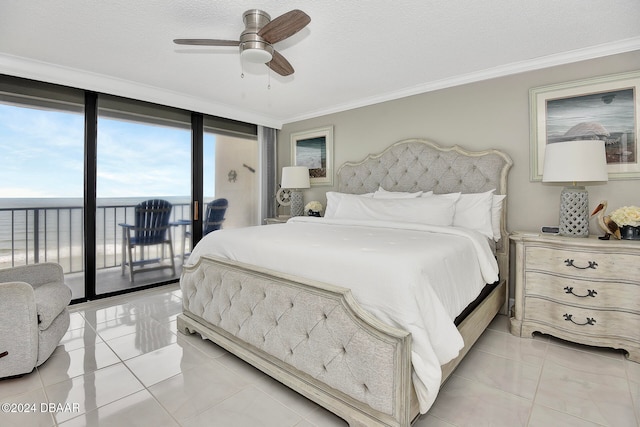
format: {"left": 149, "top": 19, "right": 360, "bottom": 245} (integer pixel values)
{"left": 564, "top": 259, "right": 598, "bottom": 270}
{"left": 0, "top": 351, "right": 7, "bottom": 358}
{"left": 564, "top": 287, "right": 597, "bottom": 298}
{"left": 563, "top": 314, "right": 596, "bottom": 326}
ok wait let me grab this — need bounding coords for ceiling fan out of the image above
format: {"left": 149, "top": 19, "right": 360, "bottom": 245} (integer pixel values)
{"left": 174, "top": 9, "right": 310, "bottom": 76}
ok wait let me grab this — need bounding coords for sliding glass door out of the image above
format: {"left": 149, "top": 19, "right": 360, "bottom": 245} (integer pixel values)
{"left": 0, "top": 75, "right": 261, "bottom": 302}
{"left": 0, "top": 80, "right": 86, "bottom": 299}
{"left": 95, "top": 96, "right": 192, "bottom": 295}
{"left": 203, "top": 127, "right": 259, "bottom": 231}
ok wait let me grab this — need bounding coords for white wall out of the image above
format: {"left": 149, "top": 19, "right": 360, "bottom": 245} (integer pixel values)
{"left": 279, "top": 50, "right": 640, "bottom": 235}
{"left": 214, "top": 135, "right": 259, "bottom": 228}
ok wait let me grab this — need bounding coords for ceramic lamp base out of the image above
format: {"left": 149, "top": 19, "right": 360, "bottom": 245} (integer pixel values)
{"left": 559, "top": 186, "right": 589, "bottom": 237}
{"left": 290, "top": 191, "right": 304, "bottom": 216}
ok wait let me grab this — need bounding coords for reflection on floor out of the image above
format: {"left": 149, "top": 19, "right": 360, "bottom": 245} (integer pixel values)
{"left": 1, "top": 285, "right": 638, "bottom": 426}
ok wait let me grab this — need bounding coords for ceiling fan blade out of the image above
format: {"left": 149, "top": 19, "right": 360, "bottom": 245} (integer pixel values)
{"left": 258, "top": 9, "right": 310, "bottom": 44}
{"left": 267, "top": 50, "right": 294, "bottom": 76}
{"left": 173, "top": 39, "right": 240, "bottom": 46}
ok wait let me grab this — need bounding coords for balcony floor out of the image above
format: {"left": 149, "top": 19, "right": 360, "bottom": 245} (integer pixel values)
{"left": 65, "top": 261, "right": 184, "bottom": 300}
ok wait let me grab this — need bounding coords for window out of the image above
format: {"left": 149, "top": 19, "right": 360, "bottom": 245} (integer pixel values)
{"left": 96, "top": 95, "right": 192, "bottom": 294}
{"left": 0, "top": 77, "right": 86, "bottom": 298}
{"left": 203, "top": 127, "right": 259, "bottom": 229}
{"left": 0, "top": 75, "right": 261, "bottom": 302}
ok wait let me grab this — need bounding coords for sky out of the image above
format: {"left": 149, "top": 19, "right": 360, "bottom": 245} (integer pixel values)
{"left": 0, "top": 103, "right": 215, "bottom": 199}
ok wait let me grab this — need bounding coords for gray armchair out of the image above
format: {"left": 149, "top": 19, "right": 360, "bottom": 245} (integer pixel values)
{"left": 0, "top": 263, "right": 71, "bottom": 378}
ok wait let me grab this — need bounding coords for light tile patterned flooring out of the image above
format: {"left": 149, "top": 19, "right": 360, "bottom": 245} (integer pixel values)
{"left": 1, "top": 284, "right": 638, "bottom": 426}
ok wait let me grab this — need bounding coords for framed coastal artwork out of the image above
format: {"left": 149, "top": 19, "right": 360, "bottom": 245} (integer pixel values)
{"left": 530, "top": 71, "right": 640, "bottom": 181}
{"left": 291, "top": 126, "right": 334, "bottom": 186}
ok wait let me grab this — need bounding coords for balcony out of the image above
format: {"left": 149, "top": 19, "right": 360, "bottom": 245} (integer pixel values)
{"left": 0, "top": 201, "right": 192, "bottom": 299}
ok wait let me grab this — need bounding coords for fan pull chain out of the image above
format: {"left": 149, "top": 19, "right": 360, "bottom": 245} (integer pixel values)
{"left": 268, "top": 68, "right": 271, "bottom": 90}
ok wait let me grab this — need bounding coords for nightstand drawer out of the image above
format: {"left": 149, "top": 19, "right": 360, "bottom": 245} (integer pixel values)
{"left": 511, "top": 233, "right": 640, "bottom": 362}
{"left": 525, "top": 246, "right": 640, "bottom": 283}
{"left": 524, "top": 297, "right": 640, "bottom": 342}
{"left": 525, "top": 272, "right": 640, "bottom": 313}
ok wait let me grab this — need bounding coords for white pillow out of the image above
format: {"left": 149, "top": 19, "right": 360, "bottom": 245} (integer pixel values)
{"left": 333, "top": 193, "right": 460, "bottom": 226}
{"left": 453, "top": 190, "right": 495, "bottom": 240}
{"left": 324, "top": 192, "right": 373, "bottom": 218}
{"left": 492, "top": 194, "right": 506, "bottom": 241}
{"left": 422, "top": 190, "right": 495, "bottom": 239}
{"left": 373, "top": 186, "right": 424, "bottom": 199}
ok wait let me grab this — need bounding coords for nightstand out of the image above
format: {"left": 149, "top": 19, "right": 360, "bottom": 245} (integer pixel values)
{"left": 510, "top": 232, "right": 640, "bottom": 363}
{"left": 264, "top": 215, "right": 291, "bottom": 225}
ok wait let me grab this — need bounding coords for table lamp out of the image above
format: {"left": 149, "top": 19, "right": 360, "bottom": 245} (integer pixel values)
{"left": 542, "top": 139, "right": 608, "bottom": 237}
{"left": 281, "top": 166, "right": 310, "bottom": 216}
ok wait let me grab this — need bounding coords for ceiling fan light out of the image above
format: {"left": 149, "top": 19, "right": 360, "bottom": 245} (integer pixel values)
{"left": 241, "top": 48, "right": 272, "bottom": 64}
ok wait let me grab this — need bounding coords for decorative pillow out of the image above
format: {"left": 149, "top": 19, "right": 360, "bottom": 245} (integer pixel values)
{"left": 454, "top": 190, "right": 495, "bottom": 239}
{"left": 373, "top": 186, "right": 425, "bottom": 199}
{"left": 423, "top": 190, "right": 495, "bottom": 239}
{"left": 492, "top": 194, "right": 506, "bottom": 241}
{"left": 333, "top": 192, "right": 460, "bottom": 226}
{"left": 324, "top": 192, "right": 373, "bottom": 218}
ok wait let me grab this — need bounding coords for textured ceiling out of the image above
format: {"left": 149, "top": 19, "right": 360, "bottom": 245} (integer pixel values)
{"left": 0, "top": 1, "right": 639, "bottom": 128}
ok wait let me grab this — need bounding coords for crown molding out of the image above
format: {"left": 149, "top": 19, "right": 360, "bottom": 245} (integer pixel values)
{"left": 283, "top": 37, "right": 640, "bottom": 125}
{"left": 2, "top": 36, "right": 639, "bottom": 129}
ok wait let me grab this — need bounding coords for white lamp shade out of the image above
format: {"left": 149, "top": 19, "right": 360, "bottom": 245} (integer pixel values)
{"left": 281, "top": 166, "right": 310, "bottom": 189}
{"left": 542, "top": 140, "right": 608, "bottom": 183}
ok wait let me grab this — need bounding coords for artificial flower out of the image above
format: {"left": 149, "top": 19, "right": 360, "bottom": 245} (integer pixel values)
{"left": 610, "top": 205, "right": 640, "bottom": 227}
{"left": 305, "top": 201, "right": 323, "bottom": 213}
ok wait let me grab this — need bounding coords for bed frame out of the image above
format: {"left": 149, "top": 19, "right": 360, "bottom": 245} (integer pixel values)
{"left": 178, "top": 139, "right": 512, "bottom": 426}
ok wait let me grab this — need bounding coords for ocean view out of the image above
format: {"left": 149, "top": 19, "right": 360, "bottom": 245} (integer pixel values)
{"left": 0, "top": 196, "right": 192, "bottom": 272}
{"left": 0, "top": 196, "right": 191, "bottom": 209}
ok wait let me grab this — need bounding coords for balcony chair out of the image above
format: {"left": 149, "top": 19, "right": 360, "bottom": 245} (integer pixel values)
{"left": 119, "top": 199, "right": 176, "bottom": 283}
{"left": 179, "top": 198, "right": 228, "bottom": 261}
{"left": 203, "top": 198, "right": 229, "bottom": 235}
{"left": 0, "top": 263, "right": 72, "bottom": 379}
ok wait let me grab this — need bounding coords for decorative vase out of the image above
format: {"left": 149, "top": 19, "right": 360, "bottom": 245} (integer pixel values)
{"left": 620, "top": 225, "right": 640, "bottom": 240}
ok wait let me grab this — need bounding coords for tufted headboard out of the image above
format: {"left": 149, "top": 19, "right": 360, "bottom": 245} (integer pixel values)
{"left": 337, "top": 139, "right": 511, "bottom": 196}
{"left": 336, "top": 138, "right": 513, "bottom": 291}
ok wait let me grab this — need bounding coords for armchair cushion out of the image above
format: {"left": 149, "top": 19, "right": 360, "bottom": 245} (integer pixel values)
{"left": 0, "top": 263, "right": 71, "bottom": 378}
{"left": 0, "top": 281, "right": 39, "bottom": 377}
{"left": 34, "top": 281, "right": 72, "bottom": 330}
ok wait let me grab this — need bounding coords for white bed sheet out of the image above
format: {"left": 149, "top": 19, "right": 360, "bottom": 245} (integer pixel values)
{"left": 186, "top": 217, "right": 498, "bottom": 413}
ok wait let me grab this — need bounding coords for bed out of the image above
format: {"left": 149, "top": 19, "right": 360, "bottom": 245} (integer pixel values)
{"left": 178, "top": 138, "right": 512, "bottom": 426}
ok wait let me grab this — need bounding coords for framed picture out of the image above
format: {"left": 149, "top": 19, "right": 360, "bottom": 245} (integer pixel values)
{"left": 530, "top": 71, "right": 640, "bottom": 181}
{"left": 291, "top": 126, "right": 334, "bottom": 186}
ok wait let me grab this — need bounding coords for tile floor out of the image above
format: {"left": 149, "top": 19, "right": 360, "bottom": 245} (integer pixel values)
{"left": 1, "top": 284, "right": 638, "bottom": 427}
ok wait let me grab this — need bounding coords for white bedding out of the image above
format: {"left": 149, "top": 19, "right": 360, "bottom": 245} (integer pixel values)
{"left": 186, "top": 216, "right": 499, "bottom": 413}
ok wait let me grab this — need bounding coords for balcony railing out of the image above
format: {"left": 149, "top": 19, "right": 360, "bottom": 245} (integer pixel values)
{"left": 0, "top": 202, "right": 191, "bottom": 273}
